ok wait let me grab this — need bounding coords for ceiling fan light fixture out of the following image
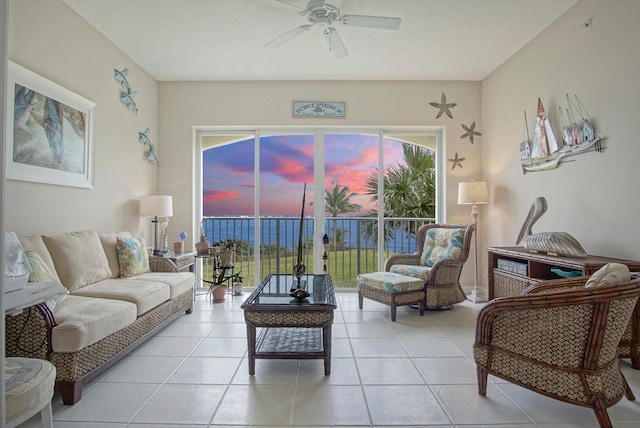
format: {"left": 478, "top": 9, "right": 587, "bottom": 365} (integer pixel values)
{"left": 261, "top": 0, "right": 400, "bottom": 57}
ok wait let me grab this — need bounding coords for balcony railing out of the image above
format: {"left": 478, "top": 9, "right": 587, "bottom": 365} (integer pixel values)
{"left": 201, "top": 216, "right": 435, "bottom": 289}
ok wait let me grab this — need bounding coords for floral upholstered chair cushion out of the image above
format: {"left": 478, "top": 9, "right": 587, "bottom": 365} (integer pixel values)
{"left": 116, "top": 236, "right": 150, "bottom": 278}
{"left": 389, "top": 264, "right": 432, "bottom": 281}
{"left": 357, "top": 272, "right": 424, "bottom": 293}
{"left": 419, "top": 227, "right": 465, "bottom": 267}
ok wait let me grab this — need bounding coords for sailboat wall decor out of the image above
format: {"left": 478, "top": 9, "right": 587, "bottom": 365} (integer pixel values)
{"left": 519, "top": 96, "right": 604, "bottom": 174}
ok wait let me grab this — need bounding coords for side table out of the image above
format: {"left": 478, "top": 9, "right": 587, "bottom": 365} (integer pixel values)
{"left": 5, "top": 282, "right": 68, "bottom": 316}
{"left": 150, "top": 251, "right": 196, "bottom": 273}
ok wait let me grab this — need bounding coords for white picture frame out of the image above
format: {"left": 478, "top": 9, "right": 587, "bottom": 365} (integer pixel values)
{"left": 6, "top": 61, "right": 96, "bottom": 188}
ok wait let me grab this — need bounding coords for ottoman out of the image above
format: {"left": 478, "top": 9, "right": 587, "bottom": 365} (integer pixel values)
{"left": 357, "top": 272, "right": 425, "bottom": 321}
{"left": 5, "top": 357, "right": 55, "bottom": 428}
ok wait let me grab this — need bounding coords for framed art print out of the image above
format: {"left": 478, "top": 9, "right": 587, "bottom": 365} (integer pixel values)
{"left": 6, "top": 61, "right": 96, "bottom": 188}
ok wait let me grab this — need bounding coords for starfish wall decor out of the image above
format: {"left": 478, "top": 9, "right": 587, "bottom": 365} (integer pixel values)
{"left": 429, "top": 93, "right": 456, "bottom": 119}
{"left": 448, "top": 152, "right": 465, "bottom": 170}
{"left": 460, "top": 121, "right": 482, "bottom": 144}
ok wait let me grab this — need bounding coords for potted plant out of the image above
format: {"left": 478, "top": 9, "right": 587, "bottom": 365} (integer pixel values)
{"left": 173, "top": 231, "right": 187, "bottom": 254}
{"left": 195, "top": 222, "right": 210, "bottom": 255}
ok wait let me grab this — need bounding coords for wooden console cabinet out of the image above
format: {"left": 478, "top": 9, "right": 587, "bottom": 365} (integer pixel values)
{"left": 488, "top": 246, "right": 640, "bottom": 300}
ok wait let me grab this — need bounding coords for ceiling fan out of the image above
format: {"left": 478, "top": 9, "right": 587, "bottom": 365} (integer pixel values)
{"left": 256, "top": 0, "right": 401, "bottom": 58}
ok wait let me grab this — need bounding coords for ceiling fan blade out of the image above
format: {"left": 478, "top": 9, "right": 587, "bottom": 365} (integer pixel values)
{"left": 266, "top": 25, "right": 312, "bottom": 48}
{"left": 324, "top": 0, "right": 344, "bottom": 9}
{"left": 340, "top": 15, "right": 401, "bottom": 30}
{"left": 252, "top": 0, "right": 304, "bottom": 12}
{"left": 323, "top": 27, "right": 348, "bottom": 58}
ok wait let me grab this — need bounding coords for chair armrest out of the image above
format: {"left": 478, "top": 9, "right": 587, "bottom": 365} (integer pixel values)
{"left": 5, "top": 304, "right": 55, "bottom": 359}
{"left": 385, "top": 253, "right": 420, "bottom": 271}
{"left": 150, "top": 257, "right": 179, "bottom": 272}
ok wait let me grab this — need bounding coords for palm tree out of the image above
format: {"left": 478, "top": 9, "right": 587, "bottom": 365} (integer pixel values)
{"left": 324, "top": 182, "right": 361, "bottom": 250}
{"left": 363, "top": 144, "right": 436, "bottom": 240}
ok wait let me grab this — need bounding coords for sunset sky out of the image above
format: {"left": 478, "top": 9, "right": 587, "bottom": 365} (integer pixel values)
{"left": 202, "top": 134, "right": 406, "bottom": 216}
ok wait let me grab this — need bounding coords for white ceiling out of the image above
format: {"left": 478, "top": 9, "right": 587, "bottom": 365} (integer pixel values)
{"left": 63, "top": 0, "right": 578, "bottom": 81}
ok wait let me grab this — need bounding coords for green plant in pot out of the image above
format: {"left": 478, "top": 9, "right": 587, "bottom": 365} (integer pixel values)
{"left": 195, "top": 222, "right": 210, "bottom": 255}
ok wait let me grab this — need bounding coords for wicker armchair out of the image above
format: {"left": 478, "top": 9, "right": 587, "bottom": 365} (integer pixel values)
{"left": 525, "top": 276, "right": 640, "bottom": 370}
{"left": 474, "top": 276, "right": 640, "bottom": 428}
{"left": 385, "top": 223, "right": 475, "bottom": 309}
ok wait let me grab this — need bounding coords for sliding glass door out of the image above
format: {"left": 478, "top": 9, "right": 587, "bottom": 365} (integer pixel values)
{"left": 199, "top": 128, "right": 441, "bottom": 288}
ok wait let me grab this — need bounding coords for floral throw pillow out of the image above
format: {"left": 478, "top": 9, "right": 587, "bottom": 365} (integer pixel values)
{"left": 117, "top": 236, "right": 150, "bottom": 278}
{"left": 25, "top": 250, "right": 66, "bottom": 311}
{"left": 420, "top": 228, "right": 465, "bottom": 267}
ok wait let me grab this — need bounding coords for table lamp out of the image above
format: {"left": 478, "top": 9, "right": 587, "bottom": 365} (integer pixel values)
{"left": 140, "top": 195, "right": 173, "bottom": 256}
{"left": 457, "top": 181, "right": 489, "bottom": 303}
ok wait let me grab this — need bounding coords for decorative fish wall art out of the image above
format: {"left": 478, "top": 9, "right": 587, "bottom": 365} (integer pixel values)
{"left": 114, "top": 68, "right": 138, "bottom": 114}
{"left": 120, "top": 90, "right": 138, "bottom": 114}
{"left": 138, "top": 127, "right": 151, "bottom": 146}
{"left": 138, "top": 128, "right": 159, "bottom": 166}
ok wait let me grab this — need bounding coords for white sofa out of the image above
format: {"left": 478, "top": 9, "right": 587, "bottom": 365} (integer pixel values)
{"left": 5, "top": 229, "right": 194, "bottom": 405}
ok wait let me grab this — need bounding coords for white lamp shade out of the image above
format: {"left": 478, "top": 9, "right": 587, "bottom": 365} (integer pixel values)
{"left": 458, "top": 181, "right": 489, "bottom": 205}
{"left": 140, "top": 195, "right": 173, "bottom": 217}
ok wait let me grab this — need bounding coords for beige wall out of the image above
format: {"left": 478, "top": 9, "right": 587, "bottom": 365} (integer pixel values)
{"left": 159, "top": 80, "right": 482, "bottom": 286}
{"left": 481, "top": 0, "right": 640, "bottom": 286}
{"left": 6, "top": 0, "right": 159, "bottom": 237}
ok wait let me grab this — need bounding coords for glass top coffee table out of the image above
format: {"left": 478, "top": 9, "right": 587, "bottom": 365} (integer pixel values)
{"left": 241, "top": 274, "right": 337, "bottom": 375}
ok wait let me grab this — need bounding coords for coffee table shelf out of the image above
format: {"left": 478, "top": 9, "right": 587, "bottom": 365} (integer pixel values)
{"left": 256, "top": 327, "right": 324, "bottom": 357}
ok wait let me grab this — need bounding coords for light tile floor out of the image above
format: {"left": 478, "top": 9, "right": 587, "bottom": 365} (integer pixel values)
{"left": 17, "top": 290, "right": 640, "bottom": 427}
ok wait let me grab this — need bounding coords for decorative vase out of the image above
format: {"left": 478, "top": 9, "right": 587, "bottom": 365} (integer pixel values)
{"left": 173, "top": 241, "right": 184, "bottom": 254}
{"left": 233, "top": 281, "right": 243, "bottom": 296}
{"left": 212, "top": 285, "right": 227, "bottom": 302}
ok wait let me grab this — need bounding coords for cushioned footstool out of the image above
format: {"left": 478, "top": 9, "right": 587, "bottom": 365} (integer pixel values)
{"left": 5, "top": 357, "right": 56, "bottom": 428}
{"left": 357, "top": 272, "right": 425, "bottom": 321}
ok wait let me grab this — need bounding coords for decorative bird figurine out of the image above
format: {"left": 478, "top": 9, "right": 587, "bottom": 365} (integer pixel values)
{"left": 516, "top": 196, "right": 587, "bottom": 257}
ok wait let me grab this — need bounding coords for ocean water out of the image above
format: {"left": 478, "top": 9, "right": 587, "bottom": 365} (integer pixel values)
{"left": 203, "top": 217, "right": 420, "bottom": 253}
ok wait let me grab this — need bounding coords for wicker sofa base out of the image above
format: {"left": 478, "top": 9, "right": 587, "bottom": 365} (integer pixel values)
{"left": 6, "top": 289, "right": 193, "bottom": 405}
{"left": 357, "top": 283, "right": 425, "bottom": 321}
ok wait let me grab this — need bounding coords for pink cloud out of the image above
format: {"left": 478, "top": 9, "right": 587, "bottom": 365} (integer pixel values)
{"left": 204, "top": 190, "right": 239, "bottom": 203}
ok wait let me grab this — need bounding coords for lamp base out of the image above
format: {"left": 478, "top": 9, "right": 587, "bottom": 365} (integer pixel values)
{"left": 467, "top": 287, "right": 487, "bottom": 304}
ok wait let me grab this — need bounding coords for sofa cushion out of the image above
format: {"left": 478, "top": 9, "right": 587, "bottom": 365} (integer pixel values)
{"left": 24, "top": 250, "right": 67, "bottom": 311}
{"left": 51, "top": 295, "right": 137, "bottom": 353}
{"left": 100, "top": 232, "right": 133, "bottom": 278}
{"left": 117, "top": 236, "right": 150, "bottom": 278}
{"left": 420, "top": 227, "right": 465, "bottom": 267}
{"left": 131, "top": 272, "right": 194, "bottom": 299}
{"left": 18, "top": 235, "right": 61, "bottom": 283}
{"left": 25, "top": 250, "right": 56, "bottom": 283}
{"left": 389, "top": 264, "right": 432, "bottom": 281}
{"left": 43, "top": 230, "right": 112, "bottom": 292}
{"left": 72, "top": 278, "right": 170, "bottom": 315}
